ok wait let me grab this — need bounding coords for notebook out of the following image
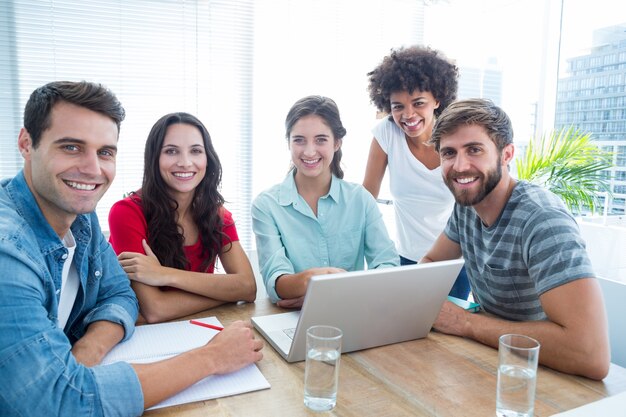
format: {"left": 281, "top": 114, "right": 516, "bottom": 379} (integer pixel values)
{"left": 252, "top": 259, "right": 464, "bottom": 362}
{"left": 102, "top": 316, "right": 270, "bottom": 410}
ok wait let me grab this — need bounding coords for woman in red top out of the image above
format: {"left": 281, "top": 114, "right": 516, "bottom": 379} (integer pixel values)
{"left": 108, "top": 112, "right": 256, "bottom": 323}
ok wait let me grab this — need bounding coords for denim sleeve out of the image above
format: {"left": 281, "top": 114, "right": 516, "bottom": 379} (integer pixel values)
{"left": 0, "top": 240, "right": 144, "bottom": 417}
{"left": 251, "top": 195, "right": 295, "bottom": 303}
{"left": 361, "top": 189, "right": 400, "bottom": 269}
{"left": 80, "top": 233, "right": 138, "bottom": 343}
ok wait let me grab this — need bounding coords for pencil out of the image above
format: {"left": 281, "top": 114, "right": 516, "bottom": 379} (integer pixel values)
{"left": 189, "top": 319, "right": 224, "bottom": 331}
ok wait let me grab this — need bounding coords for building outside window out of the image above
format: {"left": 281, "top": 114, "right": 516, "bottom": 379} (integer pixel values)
{"left": 555, "top": 5, "right": 626, "bottom": 215}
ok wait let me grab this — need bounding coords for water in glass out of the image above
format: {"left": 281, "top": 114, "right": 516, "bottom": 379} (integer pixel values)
{"left": 304, "top": 347, "right": 340, "bottom": 411}
{"left": 496, "top": 364, "right": 537, "bottom": 417}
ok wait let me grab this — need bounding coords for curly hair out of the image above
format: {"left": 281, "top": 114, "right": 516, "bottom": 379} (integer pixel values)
{"left": 367, "top": 45, "right": 459, "bottom": 117}
{"left": 137, "top": 112, "right": 230, "bottom": 272}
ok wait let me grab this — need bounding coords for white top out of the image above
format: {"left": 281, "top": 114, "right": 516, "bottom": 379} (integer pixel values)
{"left": 372, "top": 118, "right": 454, "bottom": 261}
{"left": 58, "top": 230, "right": 80, "bottom": 329}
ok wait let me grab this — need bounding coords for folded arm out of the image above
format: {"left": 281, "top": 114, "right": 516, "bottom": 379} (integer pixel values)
{"left": 118, "top": 240, "right": 256, "bottom": 323}
{"left": 119, "top": 240, "right": 256, "bottom": 301}
{"left": 130, "top": 281, "right": 226, "bottom": 323}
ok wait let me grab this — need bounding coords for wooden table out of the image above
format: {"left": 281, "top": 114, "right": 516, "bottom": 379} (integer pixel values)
{"left": 143, "top": 295, "right": 626, "bottom": 417}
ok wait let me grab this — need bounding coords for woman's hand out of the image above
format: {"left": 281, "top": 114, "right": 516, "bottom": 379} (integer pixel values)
{"left": 276, "top": 267, "right": 345, "bottom": 308}
{"left": 117, "top": 239, "right": 169, "bottom": 286}
{"left": 276, "top": 296, "right": 306, "bottom": 309}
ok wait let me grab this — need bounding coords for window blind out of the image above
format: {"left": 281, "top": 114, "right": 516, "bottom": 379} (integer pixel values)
{"left": 0, "top": 0, "right": 255, "bottom": 248}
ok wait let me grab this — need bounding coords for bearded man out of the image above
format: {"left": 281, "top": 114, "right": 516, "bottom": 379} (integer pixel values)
{"left": 422, "top": 98, "right": 609, "bottom": 380}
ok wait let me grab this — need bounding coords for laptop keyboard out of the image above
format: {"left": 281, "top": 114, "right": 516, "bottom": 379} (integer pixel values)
{"left": 283, "top": 327, "right": 296, "bottom": 339}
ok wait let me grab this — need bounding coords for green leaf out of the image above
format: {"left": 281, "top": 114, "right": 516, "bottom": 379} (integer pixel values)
{"left": 515, "top": 127, "right": 613, "bottom": 214}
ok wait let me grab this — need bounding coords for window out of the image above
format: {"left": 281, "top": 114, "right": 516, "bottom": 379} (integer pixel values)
{"left": 6, "top": 0, "right": 622, "bottom": 250}
{"left": 614, "top": 185, "right": 626, "bottom": 194}
{"left": 615, "top": 171, "right": 626, "bottom": 181}
{"left": 1, "top": 0, "right": 428, "bottom": 250}
{"left": 1, "top": 0, "right": 256, "bottom": 245}
{"left": 250, "top": 0, "right": 425, "bottom": 202}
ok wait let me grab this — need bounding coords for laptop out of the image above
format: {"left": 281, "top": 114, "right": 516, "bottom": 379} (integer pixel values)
{"left": 251, "top": 259, "right": 464, "bottom": 362}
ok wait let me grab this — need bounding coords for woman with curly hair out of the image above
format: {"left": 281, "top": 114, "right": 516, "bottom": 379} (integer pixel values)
{"left": 363, "top": 45, "right": 470, "bottom": 299}
{"left": 108, "top": 112, "right": 256, "bottom": 323}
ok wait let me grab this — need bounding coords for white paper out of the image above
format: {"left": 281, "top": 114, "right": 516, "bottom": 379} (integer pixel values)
{"left": 101, "top": 316, "right": 270, "bottom": 410}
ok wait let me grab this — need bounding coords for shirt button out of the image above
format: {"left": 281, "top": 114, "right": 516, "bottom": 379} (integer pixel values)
{"left": 61, "top": 254, "right": 68, "bottom": 260}
{"left": 95, "top": 271, "right": 101, "bottom": 277}
{"left": 55, "top": 289, "right": 60, "bottom": 295}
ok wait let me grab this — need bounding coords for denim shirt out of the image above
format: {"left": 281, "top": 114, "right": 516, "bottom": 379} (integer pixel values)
{"left": 0, "top": 171, "right": 144, "bottom": 416}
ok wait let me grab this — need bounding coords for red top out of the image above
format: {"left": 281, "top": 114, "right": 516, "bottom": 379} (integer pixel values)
{"left": 108, "top": 195, "right": 239, "bottom": 273}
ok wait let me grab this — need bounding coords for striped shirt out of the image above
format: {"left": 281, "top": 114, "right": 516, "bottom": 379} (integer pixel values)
{"left": 444, "top": 181, "right": 595, "bottom": 321}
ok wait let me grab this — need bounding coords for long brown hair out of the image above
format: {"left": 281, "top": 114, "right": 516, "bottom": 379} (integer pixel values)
{"left": 138, "top": 112, "right": 230, "bottom": 272}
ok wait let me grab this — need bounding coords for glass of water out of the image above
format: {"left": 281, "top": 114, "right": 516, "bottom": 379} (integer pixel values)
{"left": 304, "top": 325, "right": 342, "bottom": 412}
{"left": 496, "top": 334, "right": 541, "bottom": 417}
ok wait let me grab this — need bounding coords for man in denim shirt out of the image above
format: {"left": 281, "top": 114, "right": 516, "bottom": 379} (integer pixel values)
{"left": 0, "top": 81, "right": 263, "bottom": 416}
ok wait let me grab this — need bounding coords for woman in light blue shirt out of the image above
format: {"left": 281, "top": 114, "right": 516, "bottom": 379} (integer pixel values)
{"left": 252, "top": 95, "right": 399, "bottom": 308}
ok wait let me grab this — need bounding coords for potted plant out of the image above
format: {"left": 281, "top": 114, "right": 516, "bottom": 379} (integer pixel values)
{"left": 515, "top": 127, "right": 613, "bottom": 214}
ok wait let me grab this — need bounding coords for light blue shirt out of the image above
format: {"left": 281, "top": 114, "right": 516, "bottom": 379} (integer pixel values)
{"left": 0, "top": 171, "right": 143, "bottom": 417}
{"left": 252, "top": 173, "right": 399, "bottom": 302}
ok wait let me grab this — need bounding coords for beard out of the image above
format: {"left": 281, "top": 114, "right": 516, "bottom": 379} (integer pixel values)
{"left": 444, "top": 158, "right": 502, "bottom": 206}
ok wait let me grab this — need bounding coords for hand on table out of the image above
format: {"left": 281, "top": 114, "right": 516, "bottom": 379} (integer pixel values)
{"left": 432, "top": 300, "right": 471, "bottom": 336}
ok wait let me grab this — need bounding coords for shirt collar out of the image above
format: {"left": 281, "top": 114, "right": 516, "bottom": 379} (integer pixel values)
{"left": 5, "top": 170, "right": 91, "bottom": 248}
{"left": 277, "top": 171, "right": 340, "bottom": 206}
